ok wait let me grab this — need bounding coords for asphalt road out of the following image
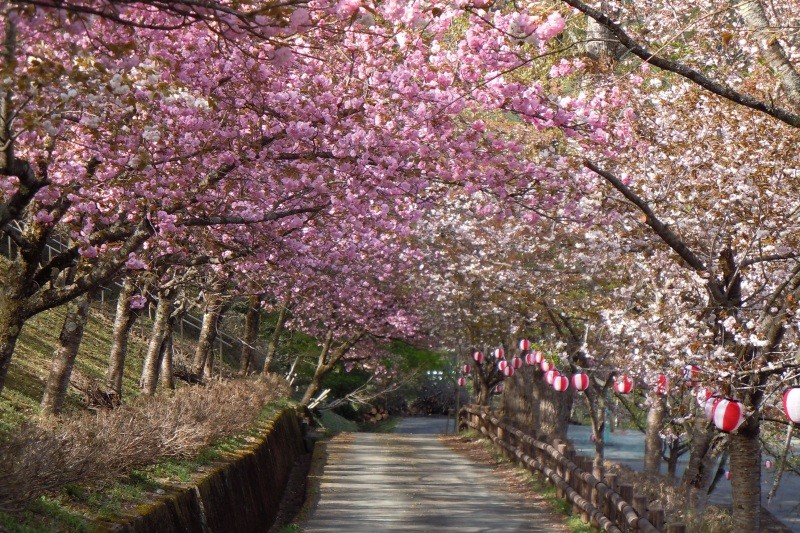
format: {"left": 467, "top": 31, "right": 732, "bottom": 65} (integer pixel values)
{"left": 303, "top": 417, "right": 562, "bottom": 532}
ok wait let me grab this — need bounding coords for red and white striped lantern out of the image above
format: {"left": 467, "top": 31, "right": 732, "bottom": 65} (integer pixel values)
{"left": 540, "top": 359, "right": 552, "bottom": 372}
{"left": 783, "top": 387, "right": 800, "bottom": 423}
{"left": 495, "top": 383, "right": 504, "bottom": 393}
{"left": 533, "top": 351, "right": 544, "bottom": 364}
{"left": 765, "top": 460, "right": 774, "bottom": 470}
{"left": 712, "top": 398, "right": 745, "bottom": 433}
{"left": 683, "top": 364, "right": 701, "bottom": 387}
{"left": 572, "top": 373, "right": 590, "bottom": 391}
{"left": 553, "top": 375, "right": 569, "bottom": 392}
{"left": 518, "top": 339, "right": 531, "bottom": 351}
{"left": 614, "top": 375, "right": 633, "bottom": 394}
{"left": 696, "top": 387, "right": 715, "bottom": 407}
{"left": 457, "top": 377, "right": 466, "bottom": 387}
{"left": 590, "top": 433, "right": 596, "bottom": 443}
{"left": 655, "top": 374, "right": 669, "bottom": 395}
{"left": 462, "top": 364, "right": 472, "bottom": 374}
{"left": 525, "top": 352, "right": 536, "bottom": 366}
{"left": 704, "top": 396, "right": 721, "bottom": 420}
{"left": 725, "top": 471, "right": 732, "bottom": 480}
{"left": 493, "top": 347, "right": 505, "bottom": 359}
{"left": 472, "top": 351, "right": 484, "bottom": 363}
{"left": 511, "top": 356, "right": 523, "bottom": 369}
{"left": 498, "top": 360, "right": 508, "bottom": 371}
{"left": 545, "top": 369, "right": 559, "bottom": 385}
{"left": 502, "top": 365, "right": 515, "bottom": 378}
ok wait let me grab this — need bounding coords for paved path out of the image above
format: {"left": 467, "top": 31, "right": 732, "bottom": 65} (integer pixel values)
{"left": 303, "top": 419, "right": 559, "bottom": 532}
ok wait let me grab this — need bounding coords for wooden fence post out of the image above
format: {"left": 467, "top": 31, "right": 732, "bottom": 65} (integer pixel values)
{"left": 648, "top": 504, "right": 665, "bottom": 531}
{"left": 603, "top": 474, "right": 618, "bottom": 526}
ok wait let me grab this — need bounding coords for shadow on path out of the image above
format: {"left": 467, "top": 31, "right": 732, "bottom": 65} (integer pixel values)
{"left": 302, "top": 421, "right": 564, "bottom": 532}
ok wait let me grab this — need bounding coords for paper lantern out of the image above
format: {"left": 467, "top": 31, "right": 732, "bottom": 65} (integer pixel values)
{"left": 495, "top": 383, "right": 504, "bottom": 393}
{"left": 472, "top": 351, "right": 484, "bottom": 363}
{"left": 462, "top": 364, "right": 472, "bottom": 374}
{"left": 783, "top": 387, "right": 800, "bottom": 423}
{"left": 590, "top": 434, "right": 596, "bottom": 443}
{"left": 553, "top": 375, "right": 569, "bottom": 391}
{"left": 614, "top": 375, "right": 633, "bottom": 394}
{"left": 502, "top": 366, "right": 515, "bottom": 377}
{"left": 696, "top": 387, "right": 716, "bottom": 407}
{"left": 725, "top": 471, "right": 732, "bottom": 480}
{"left": 572, "top": 373, "right": 589, "bottom": 391}
{"left": 655, "top": 374, "right": 669, "bottom": 395}
{"left": 540, "top": 359, "right": 552, "bottom": 372}
{"left": 683, "top": 364, "right": 701, "bottom": 387}
{"left": 493, "top": 347, "right": 505, "bottom": 359}
{"left": 511, "top": 356, "right": 523, "bottom": 369}
{"left": 765, "top": 460, "right": 774, "bottom": 470}
{"left": 545, "top": 369, "right": 559, "bottom": 385}
{"left": 712, "top": 398, "right": 745, "bottom": 433}
{"left": 497, "top": 360, "right": 508, "bottom": 371}
{"left": 518, "top": 339, "right": 531, "bottom": 351}
{"left": 525, "top": 352, "right": 536, "bottom": 365}
{"left": 703, "top": 396, "right": 721, "bottom": 420}
{"left": 533, "top": 350, "right": 543, "bottom": 364}
{"left": 457, "top": 377, "right": 466, "bottom": 387}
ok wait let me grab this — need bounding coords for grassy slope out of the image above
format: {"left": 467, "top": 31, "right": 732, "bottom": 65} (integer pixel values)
{"left": 0, "top": 303, "right": 150, "bottom": 433}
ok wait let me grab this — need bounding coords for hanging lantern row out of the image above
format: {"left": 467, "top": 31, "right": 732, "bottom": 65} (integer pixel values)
{"left": 765, "top": 460, "right": 774, "bottom": 470}
{"left": 493, "top": 347, "right": 505, "bottom": 359}
{"left": 511, "top": 356, "right": 523, "bottom": 369}
{"left": 462, "top": 364, "right": 471, "bottom": 374}
{"left": 502, "top": 365, "right": 515, "bottom": 377}
{"left": 518, "top": 338, "right": 531, "bottom": 351}
{"left": 712, "top": 398, "right": 745, "bottom": 433}
{"left": 614, "top": 375, "right": 633, "bottom": 394}
{"left": 553, "top": 375, "right": 569, "bottom": 392}
{"left": 498, "top": 359, "right": 508, "bottom": 372}
{"left": 457, "top": 377, "right": 466, "bottom": 387}
{"left": 655, "top": 374, "right": 669, "bottom": 395}
{"left": 495, "top": 383, "right": 504, "bottom": 394}
{"left": 472, "top": 350, "right": 484, "bottom": 363}
{"left": 525, "top": 352, "right": 536, "bottom": 366}
{"left": 725, "top": 471, "right": 732, "bottom": 480}
{"left": 683, "top": 364, "right": 701, "bottom": 387}
{"left": 572, "top": 373, "right": 589, "bottom": 391}
{"left": 540, "top": 359, "right": 552, "bottom": 372}
{"left": 783, "top": 388, "right": 800, "bottom": 423}
{"left": 545, "top": 369, "right": 559, "bottom": 385}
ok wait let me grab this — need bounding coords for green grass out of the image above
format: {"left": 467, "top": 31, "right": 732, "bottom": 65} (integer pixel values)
{"left": 317, "top": 409, "right": 358, "bottom": 433}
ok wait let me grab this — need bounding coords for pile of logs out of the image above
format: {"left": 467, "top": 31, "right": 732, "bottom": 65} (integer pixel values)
{"left": 362, "top": 406, "right": 389, "bottom": 423}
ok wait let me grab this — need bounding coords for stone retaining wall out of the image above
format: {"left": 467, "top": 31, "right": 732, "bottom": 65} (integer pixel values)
{"left": 110, "top": 407, "right": 307, "bottom": 532}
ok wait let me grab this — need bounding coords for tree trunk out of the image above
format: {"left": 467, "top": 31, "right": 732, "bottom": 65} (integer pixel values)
{"left": 263, "top": 300, "right": 289, "bottom": 374}
{"left": 192, "top": 291, "right": 223, "bottom": 379}
{"left": 139, "top": 288, "right": 174, "bottom": 395}
{"left": 300, "top": 330, "right": 334, "bottom": 406}
{"left": 644, "top": 392, "right": 666, "bottom": 475}
{"left": 585, "top": 383, "right": 607, "bottom": 479}
{"left": 300, "top": 329, "right": 364, "bottom": 407}
{"left": 0, "top": 289, "right": 25, "bottom": 396}
{"left": 40, "top": 292, "right": 92, "bottom": 415}
{"left": 733, "top": 0, "right": 800, "bottom": 105}
{"left": 160, "top": 330, "right": 174, "bottom": 390}
{"left": 682, "top": 415, "right": 717, "bottom": 517}
{"left": 239, "top": 294, "right": 261, "bottom": 375}
{"left": 729, "top": 417, "right": 761, "bottom": 530}
{"left": 105, "top": 277, "right": 139, "bottom": 397}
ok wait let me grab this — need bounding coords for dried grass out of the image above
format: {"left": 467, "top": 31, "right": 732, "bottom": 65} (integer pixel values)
{"left": 603, "top": 461, "right": 731, "bottom": 530}
{"left": 0, "top": 375, "right": 288, "bottom": 511}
